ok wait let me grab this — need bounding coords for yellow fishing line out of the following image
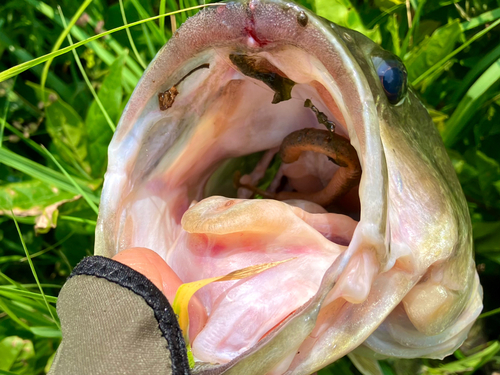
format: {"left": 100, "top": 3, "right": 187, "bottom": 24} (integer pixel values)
{"left": 172, "top": 257, "right": 296, "bottom": 361}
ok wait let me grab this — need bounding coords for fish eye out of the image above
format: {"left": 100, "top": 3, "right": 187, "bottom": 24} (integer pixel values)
{"left": 372, "top": 54, "right": 408, "bottom": 105}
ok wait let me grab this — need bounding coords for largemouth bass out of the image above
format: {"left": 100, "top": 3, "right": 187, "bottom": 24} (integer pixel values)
{"left": 95, "top": 1, "right": 483, "bottom": 373}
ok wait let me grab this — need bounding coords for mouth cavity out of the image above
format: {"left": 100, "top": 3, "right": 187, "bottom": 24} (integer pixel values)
{"left": 117, "top": 46, "right": 365, "bottom": 365}
{"left": 152, "top": 46, "right": 361, "bottom": 219}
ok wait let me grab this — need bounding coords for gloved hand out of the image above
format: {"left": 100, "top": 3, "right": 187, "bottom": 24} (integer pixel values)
{"left": 48, "top": 249, "right": 194, "bottom": 375}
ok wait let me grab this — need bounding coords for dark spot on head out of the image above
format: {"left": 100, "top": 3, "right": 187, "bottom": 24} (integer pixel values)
{"left": 297, "top": 11, "right": 308, "bottom": 27}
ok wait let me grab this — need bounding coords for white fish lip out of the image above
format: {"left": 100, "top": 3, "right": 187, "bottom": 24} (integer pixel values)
{"left": 95, "top": 1, "right": 482, "bottom": 374}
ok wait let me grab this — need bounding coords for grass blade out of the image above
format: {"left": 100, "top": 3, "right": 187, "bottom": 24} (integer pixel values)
{"left": 450, "top": 43, "right": 500, "bottom": 103}
{"left": 367, "top": 3, "right": 404, "bottom": 29}
{"left": 20, "top": 231, "right": 74, "bottom": 261}
{"left": 59, "top": 215, "right": 97, "bottom": 226}
{"left": 0, "top": 148, "right": 99, "bottom": 203}
{"left": 11, "top": 212, "right": 60, "bottom": 329}
{"left": 159, "top": 0, "right": 167, "bottom": 36}
{"left": 0, "top": 288, "right": 58, "bottom": 303}
{"left": 130, "top": 0, "right": 166, "bottom": 43}
{"left": 21, "top": 284, "right": 63, "bottom": 289}
{"left": 442, "top": 58, "right": 500, "bottom": 147}
{"left": 0, "top": 31, "right": 73, "bottom": 101}
{"left": 412, "top": 17, "right": 500, "bottom": 86}
{"left": 1, "top": 119, "right": 47, "bottom": 158}
{"left": 461, "top": 7, "right": 500, "bottom": 31}
{"left": 179, "top": 0, "right": 187, "bottom": 23}
{"left": 142, "top": 23, "right": 156, "bottom": 60}
{"left": 40, "top": 0, "right": 93, "bottom": 103}
{"left": 58, "top": 6, "right": 116, "bottom": 132}
{"left": 0, "top": 256, "right": 23, "bottom": 264}
{"left": 0, "top": 296, "right": 30, "bottom": 330}
{"left": 479, "top": 306, "right": 500, "bottom": 319}
{"left": 0, "top": 76, "right": 16, "bottom": 148}
{"left": 400, "top": 0, "right": 426, "bottom": 57}
{"left": 42, "top": 145, "right": 99, "bottom": 214}
{"left": 425, "top": 341, "right": 500, "bottom": 374}
{"left": 0, "top": 268, "right": 23, "bottom": 285}
{"left": 119, "top": 0, "right": 147, "bottom": 70}
{"left": 0, "top": 101, "right": 9, "bottom": 149}
{"left": 0, "top": 3, "right": 224, "bottom": 83}
{"left": 24, "top": 0, "right": 141, "bottom": 88}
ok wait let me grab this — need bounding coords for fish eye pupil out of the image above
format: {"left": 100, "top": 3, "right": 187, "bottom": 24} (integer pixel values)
{"left": 373, "top": 56, "right": 408, "bottom": 104}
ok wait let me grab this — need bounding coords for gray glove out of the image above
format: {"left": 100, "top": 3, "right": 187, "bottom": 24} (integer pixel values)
{"left": 48, "top": 256, "right": 191, "bottom": 375}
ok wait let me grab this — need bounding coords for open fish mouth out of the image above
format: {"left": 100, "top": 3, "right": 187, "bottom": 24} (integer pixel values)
{"left": 95, "top": 1, "right": 482, "bottom": 374}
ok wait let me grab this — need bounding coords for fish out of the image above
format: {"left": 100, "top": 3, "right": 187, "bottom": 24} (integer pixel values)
{"left": 94, "top": 0, "right": 483, "bottom": 374}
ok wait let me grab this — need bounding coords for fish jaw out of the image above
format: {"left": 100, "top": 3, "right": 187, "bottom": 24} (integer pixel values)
{"left": 94, "top": 1, "right": 482, "bottom": 374}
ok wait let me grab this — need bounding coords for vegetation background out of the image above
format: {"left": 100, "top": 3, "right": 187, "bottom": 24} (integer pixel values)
{"left": 0, "top": 0, "right": 499, "bottom": 373}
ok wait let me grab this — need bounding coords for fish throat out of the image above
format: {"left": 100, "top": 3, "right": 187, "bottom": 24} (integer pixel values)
{"left": 151, "top": 46, "right": 361, "bottom": 223}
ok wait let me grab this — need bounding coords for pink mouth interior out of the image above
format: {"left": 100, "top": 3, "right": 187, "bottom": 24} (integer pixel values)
{"left": 169, "top": 197, "right": 360, "bottom": 363}
{"left": 115, "top": 48, "right": 364, "bottom": 365}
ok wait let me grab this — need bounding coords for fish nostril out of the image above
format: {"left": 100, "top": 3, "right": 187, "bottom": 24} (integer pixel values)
{"left": 297, "top": 11, "right": 308, "bottom": 27}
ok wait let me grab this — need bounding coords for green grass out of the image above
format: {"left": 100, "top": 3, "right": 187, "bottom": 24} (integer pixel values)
{"left": 1, "top": 0, "right": 500, "bottom": 374}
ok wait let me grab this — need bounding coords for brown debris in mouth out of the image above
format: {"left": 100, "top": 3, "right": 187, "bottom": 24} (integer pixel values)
{"left": 235, "top": 127, "right": 361, "bottom": 207}
{"left": 275, "top": 127, "right": 361, "bottom": 206}
{"left": 229, "top": 54, "right": 295, "bottom": 104}
{"left": 234, "top": 99, "right": 361, "bottom": 208}
{"left": 158, "top": 86, "right": 179, "bottom": 111}
{"left": 158, "top": 63, "right": 210, "bottom": 111}
{"left": 304, "top": 99, "right": 336, "bottom": 133}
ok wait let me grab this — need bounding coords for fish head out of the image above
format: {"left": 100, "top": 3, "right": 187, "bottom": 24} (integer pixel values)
{"left": 95, "top": 1, "right": 482, "bottom": 373}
